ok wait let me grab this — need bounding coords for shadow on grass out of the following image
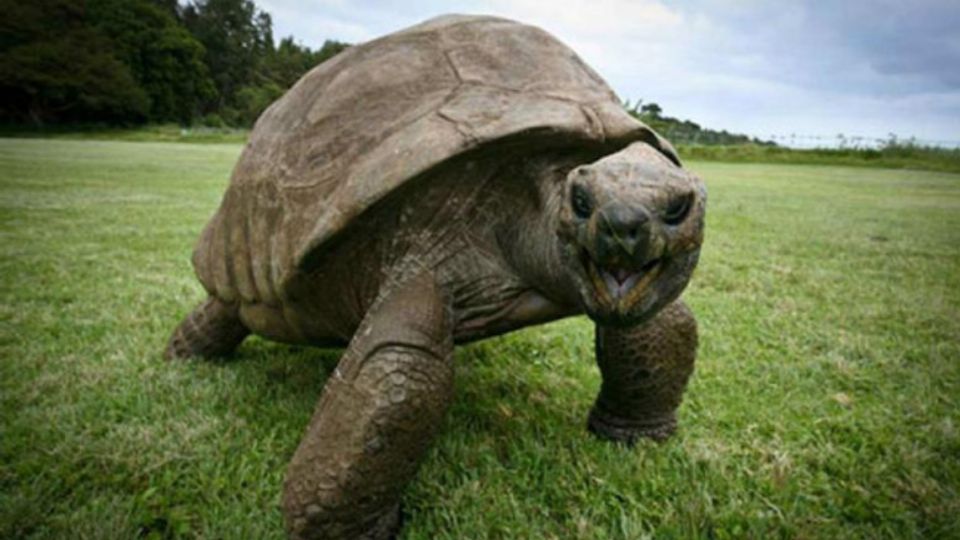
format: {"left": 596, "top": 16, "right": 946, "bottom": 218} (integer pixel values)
{"left": 182, "top": 326, "right": 595, "bottom": 456}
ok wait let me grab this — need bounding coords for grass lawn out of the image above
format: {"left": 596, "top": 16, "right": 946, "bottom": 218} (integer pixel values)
{"left": 1, "top": 138, "right": 958, "bottom": 539}
{"left": 676, "top": 144, "right": 960, "bottom": 175}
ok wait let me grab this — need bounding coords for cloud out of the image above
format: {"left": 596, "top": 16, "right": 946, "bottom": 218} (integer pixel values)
{"left": 485, "top": 0, "right": 683, "bottom": 38}
{"left": 258, "top": 0, "right": 960, "bottom": 143}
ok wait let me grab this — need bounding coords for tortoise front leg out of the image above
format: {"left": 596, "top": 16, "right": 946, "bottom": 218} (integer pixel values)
{"left": 282, "top": 274, "right": 454, "bottom": 539}
{"left": 588, "top": 299, "right": 698, "bottom": 444}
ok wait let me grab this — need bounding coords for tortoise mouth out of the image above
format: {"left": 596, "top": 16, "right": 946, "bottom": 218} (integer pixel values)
{"left": 579, "top": 248, "right": 661, "bottom": 310}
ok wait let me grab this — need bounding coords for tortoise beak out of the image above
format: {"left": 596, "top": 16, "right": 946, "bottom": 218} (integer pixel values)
{"left": 579, "top": 248, "right": 662, "bottom": 309}
{"left": 578, "top": 202, "right": 663, "bottom": 308}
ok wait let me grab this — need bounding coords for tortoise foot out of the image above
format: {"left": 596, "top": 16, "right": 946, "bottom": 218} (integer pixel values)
{"left": 363, "top": 504, "right": 402, "bottom": 540}
{"left": 287, "top": 503, "right": 401, "bottom": 540}
{"left": 164, "top": 297, "right": 248, "bottom": 360}
{"left": 587, "top": 405, "right": 677, "bottom": 445}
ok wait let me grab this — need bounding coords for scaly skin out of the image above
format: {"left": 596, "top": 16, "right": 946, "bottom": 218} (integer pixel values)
{"left": 281, "top": 273, "right": 453, "bottom": 540}
{"left": 164, "top": 297, "right": 248, "bottom": 360}
{"left": 165, "top": 141, "right": 704, "bottom": 539}
{"left": 588, "top": 300, "right": 698, "bottom": 444}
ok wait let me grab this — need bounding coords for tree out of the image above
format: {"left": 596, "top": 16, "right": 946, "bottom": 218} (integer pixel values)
{"left": 640, "top": 102, "right": 662, "bottom": 118}
{"left": 0, "top": 0, "right": 149, "bottom": 124}
{"left": 182, "top": 0, "right": 274, "bottom": 113}
{"left": 0, "top": 0, "right": 349, "bottom": 126}
{"left": 268, "top": 37, "right": 348, "bottom": 89}
{"left": 182, "top": 0, "right": 349, "bottom": 125}
{"left": 87, "top": 0, "right": 216, "bottom": 123}
{"left": 147, "top": 0, "right": 181, "bottom": 18}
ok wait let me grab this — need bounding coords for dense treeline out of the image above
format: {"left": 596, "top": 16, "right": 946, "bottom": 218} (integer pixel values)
{"left": 0, "top": 0, "right": 347, "bottom": 126}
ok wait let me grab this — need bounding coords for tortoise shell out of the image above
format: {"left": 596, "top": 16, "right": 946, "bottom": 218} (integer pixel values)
{"left": 192, "top": 14, "right": 678, "bottom": 304}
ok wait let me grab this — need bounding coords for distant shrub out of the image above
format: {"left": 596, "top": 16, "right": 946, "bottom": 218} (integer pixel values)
{"left": 201, "top": 113, "right": 226, "bottom": 128}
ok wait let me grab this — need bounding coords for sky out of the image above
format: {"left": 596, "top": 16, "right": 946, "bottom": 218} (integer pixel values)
{"left": 258, "top": 0, "right": 960, "bottom": 146}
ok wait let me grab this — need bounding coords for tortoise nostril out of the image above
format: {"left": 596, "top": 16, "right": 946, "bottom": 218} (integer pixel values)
{"left": 600, "top": 207, "right": 648, "bottom": 235}
{"left": 596, "top": 204, "right": 651, "bottom": 257}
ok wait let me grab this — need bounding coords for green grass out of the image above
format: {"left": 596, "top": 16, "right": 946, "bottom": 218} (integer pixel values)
{"left": 6, "top": 124, "right": 960, "bottom": 173}
{"left": 677, "top": 143, "right": 960, "bottom": 174}
{"left": 0, "top": 124, "right": 249, "bottom": 144}
{"left": 1, "top": 138, "right": 959, "bottom": 539}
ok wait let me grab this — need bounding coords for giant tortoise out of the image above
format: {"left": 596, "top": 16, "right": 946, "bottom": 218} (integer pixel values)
{"left": 166, "top": 14, "right": 706, "bottom": 539}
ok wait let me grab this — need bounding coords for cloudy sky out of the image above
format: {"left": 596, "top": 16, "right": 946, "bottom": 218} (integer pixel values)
{"left": 258, "top": 0, "right": 960, "bottom": 146}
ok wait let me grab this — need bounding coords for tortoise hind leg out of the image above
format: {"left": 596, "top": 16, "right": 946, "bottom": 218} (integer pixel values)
{"left": 164, "top": 297, "right": 249, "bottom": 360}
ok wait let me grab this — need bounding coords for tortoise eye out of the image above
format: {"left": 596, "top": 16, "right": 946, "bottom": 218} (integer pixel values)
{"left": 571, "top": 184, "right": 592, "bottom": 219}
{"left": 664, "top": 192, "right": 693, "bottom": 225}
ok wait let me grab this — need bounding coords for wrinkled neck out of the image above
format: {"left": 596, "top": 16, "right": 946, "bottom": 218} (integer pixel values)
{"left": 498, "top": 179, "right": 580, "bottom": 308}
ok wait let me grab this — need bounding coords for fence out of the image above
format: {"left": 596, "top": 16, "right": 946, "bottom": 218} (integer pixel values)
{"left": 741, "top": 133, "right": 960, "bottom": 150}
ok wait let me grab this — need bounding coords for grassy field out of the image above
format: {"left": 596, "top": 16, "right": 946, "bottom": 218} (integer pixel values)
{"left": 0, "top": 124, "right": 249, "bottom": 145}
{"left": 676, "top": 143, "right": 960, "bottom": 174}
{"left": 1, "top": 138, "right": 959, "bottom": 539}
{"left": 4, "top": 125, "right": 959, "bottom": 174}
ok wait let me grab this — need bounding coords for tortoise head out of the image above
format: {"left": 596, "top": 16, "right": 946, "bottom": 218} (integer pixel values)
{"left": 557, "top": 141, "right": 706, "bottom": 327}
